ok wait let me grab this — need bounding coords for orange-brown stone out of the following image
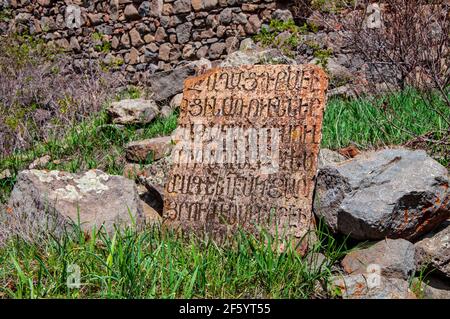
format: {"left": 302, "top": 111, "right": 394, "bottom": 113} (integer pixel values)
{"left": 163, "top": 64, "right": 328, "bottom": 249}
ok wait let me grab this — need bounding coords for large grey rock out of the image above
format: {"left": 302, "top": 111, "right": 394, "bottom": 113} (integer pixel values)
{"left": 415, "top": 220, "right": 450, "bottom": 278}
{"left": 5, "top": 170, "right": 144, "bottom": 238}
{"left": 148, "top": 59, "right": 211, "bottom": 101}
{"left": 108, "top": 99, "right": 159, "bottom": 125}
{"left": 341, "top": 239, "right": 416, "bottom": 280}
{"left": 314, "top": 148, "right": 450, "bottom": 240}
{"left": 332, "top": 274, "right": 416, "bottom": 299}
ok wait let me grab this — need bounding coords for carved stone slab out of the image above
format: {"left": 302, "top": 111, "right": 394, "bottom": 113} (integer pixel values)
{"left": 163, "top": 64, "right": 328, "bottom": 248}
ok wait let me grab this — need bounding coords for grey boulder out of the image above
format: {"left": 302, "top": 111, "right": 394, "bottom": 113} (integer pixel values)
{"left": 108, "top": 98, "right": 159, "bottom": 125}
{"left": 5, "top": 169, "right": 144, "bottom": 238}
{"left": 314, "top": 148, "right": 450, "bottom": 240}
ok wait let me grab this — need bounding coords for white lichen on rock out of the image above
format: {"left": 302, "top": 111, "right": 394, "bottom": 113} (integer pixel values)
{"left": 74, "top": 170, "right": 109, "bottom": 194}
{"left": 52, "top": 185, "right": 82, "bottom": 201}
{"left": 32, "top": 169, "right": 74, "bottom": 183}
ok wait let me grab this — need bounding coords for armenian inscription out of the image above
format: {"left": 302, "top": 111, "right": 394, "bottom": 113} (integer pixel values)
{"left": 163, "top": 64, "right": 328, "bottom": 246}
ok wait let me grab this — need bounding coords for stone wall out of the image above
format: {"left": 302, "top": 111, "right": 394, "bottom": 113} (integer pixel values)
{"left": 1, "top": 0, "right": 283, "bottom": 81}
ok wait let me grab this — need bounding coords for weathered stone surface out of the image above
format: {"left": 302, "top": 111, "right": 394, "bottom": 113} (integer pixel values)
{"left": 163, "top": 65, "right": 328, "bottom": 248}
{"left": 245, "top": 15, "right": 261, "bottom": 34}
{"left": 125, "top": 136, "right": 174, "bottom": 163}
{"left": 318, "top": 148, "right": 346, "bottom": 168}
{"left": 29, "top": 155, "right": 51, "bottom": 169}
{"left": 415, "top": 220, "right": 450, "bottom": 278}
{"left": 0, "top": 169, "right": 11, "bottom": 180}
{"left": 176, "top": 22, "right": 193, "bottom": 44}
{"left": 173, "top": 0, "right": 191, "bottom": 14}
{"left": 314, "top": 148, "right": 450, "bottom": 240}
{"left": 129, "top": 28, "right": 144, "bottom": 46}
{"left": 209, "top": 42, "right": 225, "bottom": 59}
{"left": 124, "top": 4, "right": 140, "bottom": 20}
{"left": 65, "top": 5, "right": 82, "bottom": 29}
{"left": 332, "top": 274, "right": 416, "bottom": 299}
{"left": 220, "top": 48, "right": 296, "bottom": 67}
{"left": 272, "top": 9, "right": 293, "bottom": 22}
{"left": 149, "top": 59, "right": 211, "bottom": 101}
{"left": 5, "top": 170, "right": 143, "bottom": 235}
{"left": 108, "top": 99, "right": 159, "bottom": 125}
{"left": 341, "top": 239, "right": 416, "bottom": 280}
{"left": 140, "top": 155, "right": 173, "bottom": 200}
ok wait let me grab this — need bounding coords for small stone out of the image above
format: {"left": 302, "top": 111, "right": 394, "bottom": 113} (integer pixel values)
{"left": 196, "top": 45, "right": 209, "bottom": 59}
{"left": 111, "top": 36, "right": 119, "bottom": 49}
{"left": 29, "top": 155, "right": 51, "bottom": 169}
{"left": 176, "top": 22, "right": 193, "bottom": 44}
{"left": 191, "top": 0, "right": 203, "bottom": 11}
{"left": 173, "top": 0, "right": 191, "bottom": 14}
{"left": 125, "top": 136, "right": 174, "bottom": 163}
{"left": 124, "top": 4, "right": 140, "bottom": 20}
{"left": 341, "top": 239, "right": 416, "bottom": 280}
{"left": 209, "top": 42, "right": 225, "bottom": 59}
{"left": 239, "top": 38, "right": 255, "bottom": 51}
{"left": 108, "top": 99, "right": 159, "bottom": 125}
{"left": 129, "top": 47, "right": 140, "bottom": 64}
{"left": 144, "top": 34, "right": 155, "bottom": 43}
{"left": 272, "top": 9, "right": 294, "bottom": 22}
{"left": 162, "top": 3, "right": 173, "bottom": 15}
{"left": 219, "top": 8, "right": 232, "bottom": 25}
{"left": 120, "top": 33, "right": 131, "bottom": 48}
{"left": 234, "top": 12, "right": 248, "bottom": 25}
{"left": 170, "top": 93, "right": 183, "bottom": 110}
{"left": 155, "top": 27, "right": 167, "bottom": 42}
{"left": 182, "top": 44, "right": 195, "bottom": 59}
{"left": 318, "top": 148, "right": 346, "bottom": 168}
{"left": 129, "top": 28, "right": 144, "bottom": 46}
{"left": 242, "top": 3, "right": 258, "bottom": 12}
{"left": 203, "top": 0, "right": 218, "bottom": 10}
{"left": 146, "top": 42, "right": 159, "bottom": 52}
{"left": 158, "top": 43, "right": 178, "bottom": 61}
{"left": 0, "top": 169, "right": 12, "bottom": 180}
{"left": 69, "top": 37, "right": 81, "bottom": 52}
{"left": 245, "top": 15, "right": 261, "bottom": 34}
{"left": 225, "top": 36, "right": 239, "bottom": 54}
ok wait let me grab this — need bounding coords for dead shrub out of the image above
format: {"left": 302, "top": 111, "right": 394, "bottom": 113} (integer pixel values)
{"left": 0, "top": 33, "right": 119, "bottom": 157}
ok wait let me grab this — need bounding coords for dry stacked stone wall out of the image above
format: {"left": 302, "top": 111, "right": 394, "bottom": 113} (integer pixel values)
{"left": 1, "top": 0, "right": 284, "bottom": 81}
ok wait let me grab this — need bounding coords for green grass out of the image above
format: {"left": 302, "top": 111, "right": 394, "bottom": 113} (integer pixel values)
{"left": 0, "top": 222, "right": 347, "bottom": 299}
{"left": 322, "top": 89, "right": 449, "bottom": 150}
